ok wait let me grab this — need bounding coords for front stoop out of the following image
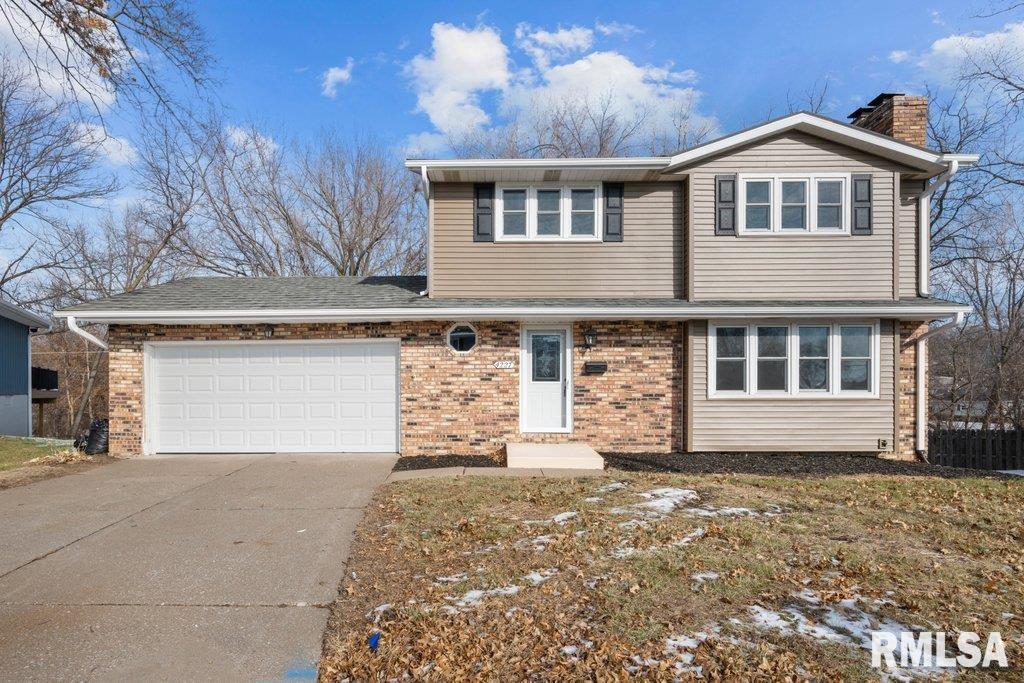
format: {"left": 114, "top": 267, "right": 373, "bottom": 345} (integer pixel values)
{"left": 505, "top": 443, "right": 604, "bottom": 470}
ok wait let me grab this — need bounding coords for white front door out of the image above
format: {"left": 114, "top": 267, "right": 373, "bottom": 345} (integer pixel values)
{"left": 521, "top": 327, "right": 570, "bottom": 432}
{"left": 147, "top": 341, "right": 399, "bottom": 454}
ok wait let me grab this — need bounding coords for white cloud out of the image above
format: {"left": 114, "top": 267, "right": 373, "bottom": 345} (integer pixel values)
{"left": 320, "top": 58, "right": 354, "bottom": 98}
{"left": 406, "top": 23, "right": 510, "bottom": 133}
{"left": 888, "top": 50, "right": 910, "bottom": 64}
{"left": 76, "top": 123, "right": 137, "bottom": 166}
{"left": 505, "top": 50, "right": 707, "bottom": 139}
{"left": 404, "top": 21, "right": 716, "bottom": 153}
{"left": 225, "top": 125, "right": 279, "bottom": 153}
{"left": 595, "top": 21, "right": 641, "bottom": 38}
{"left": 404, "top": 131, "right": 449, "bottom": 157}
{"left": 515, "top": 24, "right": 593, "bottom": 69}
{"left": 917, "top": 21, "right": 1024, "bottom": 84}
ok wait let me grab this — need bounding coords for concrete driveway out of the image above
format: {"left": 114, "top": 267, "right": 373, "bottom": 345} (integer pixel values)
{"left": 0, "top": 453, "right": 396, "bottom": 682}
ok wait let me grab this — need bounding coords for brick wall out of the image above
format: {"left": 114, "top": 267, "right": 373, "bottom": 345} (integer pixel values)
{"left": 895, "top": 321, "right": 929, "bottom": 460}
{"left": 106, "top": 320, "right": 684, "bottom": 458}
{"left": 851, "top": 94, "right": 928, "bottom": 147}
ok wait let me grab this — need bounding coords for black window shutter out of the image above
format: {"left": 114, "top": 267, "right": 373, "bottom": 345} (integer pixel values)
{"left": 473, "top": 183, "right": 495, "bottom": 242}
{"left": 851, "top": 174, "right": 872, "bottom": 235}
{"left": 715, "top": 175, "right": 737, "bottom": 235}
{"left": 603, "top": 182, "right": 624, "bottom": 242}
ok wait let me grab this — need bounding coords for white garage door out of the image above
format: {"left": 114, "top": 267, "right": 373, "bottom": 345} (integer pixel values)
{"left": 147, "top": 341, "right": 399, "bottom": 454}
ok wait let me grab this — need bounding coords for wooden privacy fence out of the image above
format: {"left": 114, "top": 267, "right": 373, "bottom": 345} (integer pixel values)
{"left": 928, "top": 428, "right": 1024, "bottom": 470}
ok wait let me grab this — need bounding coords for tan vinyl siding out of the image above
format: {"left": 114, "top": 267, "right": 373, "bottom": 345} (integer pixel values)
{"left": 898, "top": 179, "right": 923, "bottom": 298}
{"left": 430, "top": 182, "right": 682, "bottom": 298}
{"left": 689, "top": 132, "right": 913, "bottom": 301}
{"left": 689, "top": 319, "right": 896, "bottom": 452}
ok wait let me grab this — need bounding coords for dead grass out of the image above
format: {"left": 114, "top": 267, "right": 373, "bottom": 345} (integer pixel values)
{"left": 0, "top": 436, "right": 111, "bottom": 489}
{"left": 320, "top": 471, "right": 1024, "bottom": 681}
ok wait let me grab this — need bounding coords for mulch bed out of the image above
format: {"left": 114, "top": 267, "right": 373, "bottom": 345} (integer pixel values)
{"left": 603, "top": 451, "right": 1019, "bottom": 479}
{"left": 391, "top": 454, "right": 504, "bottom": 471}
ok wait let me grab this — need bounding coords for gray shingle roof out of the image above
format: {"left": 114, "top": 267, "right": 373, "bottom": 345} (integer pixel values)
{"left": 59, "top": 276, "right": 967, "bottom": 314}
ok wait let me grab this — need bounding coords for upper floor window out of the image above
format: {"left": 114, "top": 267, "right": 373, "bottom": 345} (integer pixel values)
{"left": 709, "top": 321, "right": 879, "bottom": 398}
{"left": 495, "top": 184, "right": 602, "bottom": 241}
{"left": 738, "top": 174, "right": 849, "bottom": 234}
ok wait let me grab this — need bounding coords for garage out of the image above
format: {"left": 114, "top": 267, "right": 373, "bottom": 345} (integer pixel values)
{"left": 145, "top": 340, "right": 399, "bottom": 454}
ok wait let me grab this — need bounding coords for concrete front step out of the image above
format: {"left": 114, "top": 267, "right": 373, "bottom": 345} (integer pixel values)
{"left": 505, "top": 443, "right": 604, "bottom": 470}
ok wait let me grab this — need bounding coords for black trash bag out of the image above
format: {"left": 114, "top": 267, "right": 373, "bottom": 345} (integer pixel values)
{"left": 84, "top": 418, "right": 109, "bottom": 455}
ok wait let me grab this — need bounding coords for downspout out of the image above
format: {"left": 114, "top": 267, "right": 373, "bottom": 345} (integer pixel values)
{"left": 419, "top": 165, "right": 430, "bottom": 297}
{"left": 918, "top": 159, "right": 959, "bottom": 297}
{"left": 67, "top": 316, "right": 108, "bottom": 350}
{"left": 913, "top": 310, "right": 966, "bottom": 457}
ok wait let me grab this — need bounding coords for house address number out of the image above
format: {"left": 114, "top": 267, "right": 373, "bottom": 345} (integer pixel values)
{"left": 493, "top": 360, "right": 515, "bottom": 369}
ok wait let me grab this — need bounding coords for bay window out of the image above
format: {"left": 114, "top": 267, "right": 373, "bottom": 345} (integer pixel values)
{"left": 710, "top": 321, "right": 878, "bottom": 397}
{"left": 737, "top": 174, "right": 849, "bottom": 234}
{"left": 496, "top": 184, "right": 602, "bottom": 240}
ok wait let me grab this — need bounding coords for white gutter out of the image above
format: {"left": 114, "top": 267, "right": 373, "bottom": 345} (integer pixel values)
{"left": 66, "top": 315, "right": 108, "bottom": 350}
{"left": 913, "top": 310, "right": 967, "bottom": 456}
{"left": 404, "top": 157, "right": 669, "bottom": 170}
{"left": 918, "top": 159, "right": 960, "bottom": 297}
{"left": 54, "top": 303, "right": 971, "bottom": 325}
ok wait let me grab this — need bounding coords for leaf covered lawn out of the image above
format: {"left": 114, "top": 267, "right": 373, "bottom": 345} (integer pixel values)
{"left": 320, "top": 470, "right": 1023, "bottom": 681}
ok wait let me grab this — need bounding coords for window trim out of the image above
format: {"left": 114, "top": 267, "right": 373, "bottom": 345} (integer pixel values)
{"left": 445, "top": 322, "right": 478, "bottom": 354}
{"left": 708, "top": 319, "right": 880, "bottom": 399}
{"left": 736, "top": 173, "right": 851, "bottom": 235}
{"left": 495, "top": 183, "right": 603, "bottom": 242}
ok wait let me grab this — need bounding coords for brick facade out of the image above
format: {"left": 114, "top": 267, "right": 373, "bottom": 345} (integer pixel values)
{"left": 851, "top": 94, "right": 928, "bottom": 147}
{"left": 106, "top": 320, "right": 684, "bottom": 458}
{"left": 895, "top": 321, "right": 929, "bottom": 460}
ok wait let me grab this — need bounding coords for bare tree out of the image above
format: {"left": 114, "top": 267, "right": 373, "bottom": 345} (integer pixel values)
{"left": 293, "top": 133, "right": 424, "bottom": 276}
{"left": 0, "top": 0, "right": 212, "bottom": 116}
{"left": 0, "top": 60, "right": 115, "bottom": 300}
{"left": 190, "top": 122, "right": 317, "bottom": 276}
{"left": 786, "top": 78, "right": 833, "bottom": 114}
{"left": 448, "top": 90, "right": 713, "bottom": 158}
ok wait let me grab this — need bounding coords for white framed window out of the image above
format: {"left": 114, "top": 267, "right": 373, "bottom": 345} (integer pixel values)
{"left": 797, "top": 325, "right": 830, "bottom": 392}
{"left": 737, "top": 173, "right": 850, "bottom": 234}
{"left": 708, "top": 320, "right": 879, "bottom": 398}
{"left": 496, "top": 184, "right": 603, "bottom": 241}
{"left": 755, "top": 326, "right": 789, "bottom": 392}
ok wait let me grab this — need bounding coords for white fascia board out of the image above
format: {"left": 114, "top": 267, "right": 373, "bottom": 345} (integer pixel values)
{"left": 404, "top": 158, "right": 670, "bottom": 171}
{"left": 664, "top": 112, "right": 950, "bottom": 173}
{"left": 0, "top": 300, "right": 51, "bottom": 331}
{"left": 54, "top": 303, "right": 971, "bottom": 324}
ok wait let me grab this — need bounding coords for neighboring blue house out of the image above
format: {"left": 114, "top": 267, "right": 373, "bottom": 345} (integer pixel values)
{"left": 0, "top": 300, "right": 51, "bottom": 437}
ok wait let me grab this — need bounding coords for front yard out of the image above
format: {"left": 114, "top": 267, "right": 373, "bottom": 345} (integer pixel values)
{"left": 320, "top": 461, "right": 1023, "bottom": 680}
{"left": 0, "top": 435, "right": 106, "bottom": 488}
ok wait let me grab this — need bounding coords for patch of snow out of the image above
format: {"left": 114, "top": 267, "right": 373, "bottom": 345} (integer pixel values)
{"left": 613, "top": 526, "right": 706, "bottom": 559}
{"left": 366, "top": 603, "right": 392, "bottom": 624}
{"left": 583, "top": 496, "right": 603, "bottom": 503}
{"left": 584, "top": 575, "right": 607, "bottom": 590}
{"left": 746, "top": 600, "right": 941, "bottom": 679}
{"left": 597, "top": 481, "right": 627, "bottom": 493}
{"left": 637, "top": 488, "right": 699, "bottom": 515}
{"left": 525, "top": 511, "right": 578, "bottom": 525}
{"left": 683, "top": 504, "right": 783, "bottom": 518}
{"left": 560, "top": 645, "right": 579, "bottom": 656}
{"left": 691, "top": 570, "right": 720, "bottom": 590}
{"left": 449, "top": 585, "right": 520, "bottom": 608}
{"left": 434, "top": 573, "right": 468, "bottom": 584}
{"left": 522, "top": 568, "right": 558, "bottom": 585}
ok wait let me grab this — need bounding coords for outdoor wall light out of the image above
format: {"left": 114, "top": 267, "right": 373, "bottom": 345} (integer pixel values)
{"left": 583, "top": 329, "right": 598, "bottom": 348}
{"left": 263, "top": 324, "right": 274, "bottom": 338}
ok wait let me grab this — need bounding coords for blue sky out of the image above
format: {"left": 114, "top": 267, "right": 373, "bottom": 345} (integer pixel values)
{"left": 179, "top": 0, "right": 1014, "bottom": 155}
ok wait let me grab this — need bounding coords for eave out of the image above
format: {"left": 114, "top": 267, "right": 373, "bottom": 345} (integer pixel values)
{"left": 54, "top": 302, "right": 971, "bottom": 325}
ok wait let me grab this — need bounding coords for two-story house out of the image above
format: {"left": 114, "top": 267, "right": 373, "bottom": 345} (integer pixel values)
{"left": 56, "top": 94, "right": 973, "bottom": 463}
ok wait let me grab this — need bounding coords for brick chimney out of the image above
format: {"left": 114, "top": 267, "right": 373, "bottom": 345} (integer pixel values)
{"left": 848, "top": 93, "right": 928, "bottom": 147}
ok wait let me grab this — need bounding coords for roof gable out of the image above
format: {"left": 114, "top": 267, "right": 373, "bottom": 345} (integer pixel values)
{"left": 665, "top": 111, "right": 974, "bottom": 177}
